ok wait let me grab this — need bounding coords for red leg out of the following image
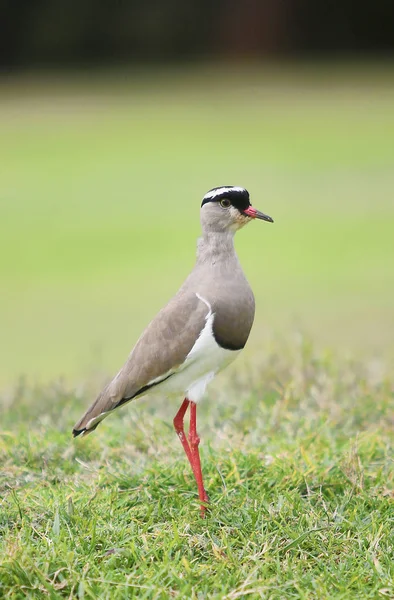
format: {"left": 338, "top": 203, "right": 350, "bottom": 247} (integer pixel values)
{"left": 173, "top": 398, "right": 193, "bottom": 464}
{"left": 173, "top": 398, "right": 208, "bottom": 517}
{"left": 188, "top": 401, "right": 209, "bottom": 516}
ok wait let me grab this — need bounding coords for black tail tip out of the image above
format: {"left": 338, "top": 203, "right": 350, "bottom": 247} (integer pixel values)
{"left": 72, "top": 428, "right": 85, "bottom": 438}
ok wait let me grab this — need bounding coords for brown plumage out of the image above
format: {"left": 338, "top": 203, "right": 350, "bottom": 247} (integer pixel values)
{"left": 72, "top": 292, "right": 208, "bottom": 434}
{"left": 73, "top": 185, "right": 273, "bottom": 515}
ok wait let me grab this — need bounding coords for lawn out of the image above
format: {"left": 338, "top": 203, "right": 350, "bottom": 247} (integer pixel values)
{"left": 1, "top": 344, "right": 393, "bottom": 598}
{"left": 1, "top": 64, "right": 394, "bottom": 598}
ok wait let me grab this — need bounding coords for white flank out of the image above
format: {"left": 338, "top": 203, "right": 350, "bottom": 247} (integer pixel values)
{"left": 185, "top": 292, "right": 239, "bottom": 402}
{"left": 203, "top": 186, "right": 245, "bottom": 201}
{"left": 87, "top": 293, "right": 240, "bottom": 422}
{"left": 145, "top": 292, "right": 240, "bottom": 403}
{"left": 187, "top": 293, "right": 215, "bottom": 358}
{"left": 84, "top": 411, "right": 110, "bottom": 432}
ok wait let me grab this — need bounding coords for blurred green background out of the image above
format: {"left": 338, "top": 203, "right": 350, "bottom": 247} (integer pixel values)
{"left": 1, "top": 0, "right": 394, "bottom": 389}
{"left": 1, "top": 65, "right": 393, "bottom": 388}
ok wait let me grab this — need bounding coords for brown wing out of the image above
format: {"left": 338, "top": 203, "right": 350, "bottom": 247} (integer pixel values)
{"left": 72, "top": 291, "right": 208, "bottom": 436}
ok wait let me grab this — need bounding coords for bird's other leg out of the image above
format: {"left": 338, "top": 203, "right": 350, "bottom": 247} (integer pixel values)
{"left": 188, "top": 401, "right": 209, "bottom": 516}
{"left": 173, "top": 398, "right": 193, "bottom": 466}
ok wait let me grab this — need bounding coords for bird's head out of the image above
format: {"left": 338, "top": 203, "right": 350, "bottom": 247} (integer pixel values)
{"left": 200, "top": 186, "right": 273, "bottom": 233}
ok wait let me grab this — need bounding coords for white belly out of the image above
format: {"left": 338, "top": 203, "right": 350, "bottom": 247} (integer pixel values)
{"left": 82, "top": 293, "right": 241, "bottom": 433}
{"left": 150, "top": 293, "right": 240, "bottom": 403}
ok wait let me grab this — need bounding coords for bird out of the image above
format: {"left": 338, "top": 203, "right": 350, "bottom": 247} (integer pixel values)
{"left": 73, "top": 186, "right": 273, "bottom": 516}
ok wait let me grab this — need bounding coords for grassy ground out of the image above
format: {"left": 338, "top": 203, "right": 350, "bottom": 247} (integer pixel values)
{"left": 1, "top": 342, "right": 393, "bottom": 598}
{"left": 1, "top": 65, "right": 394, "bottom": 598}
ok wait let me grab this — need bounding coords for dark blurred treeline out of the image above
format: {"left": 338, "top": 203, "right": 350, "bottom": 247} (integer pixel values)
{"left": 2, "top": 0, "right": 394, "bottom": 69}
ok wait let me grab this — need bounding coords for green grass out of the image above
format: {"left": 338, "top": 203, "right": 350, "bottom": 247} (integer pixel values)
{"left": 1, "top": 342, "right": 393, "bottom": 598}
{"left": 1, "top": 65, "right": 394, "bottom": 598}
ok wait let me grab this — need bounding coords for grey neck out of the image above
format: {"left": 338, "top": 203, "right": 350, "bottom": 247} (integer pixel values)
{"left": 196, "top": 230, "right": 236, "bottom": 266}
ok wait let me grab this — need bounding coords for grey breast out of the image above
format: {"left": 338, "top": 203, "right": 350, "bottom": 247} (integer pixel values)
{"left": 190, "top": 263, "right": 255, "bottom": 351}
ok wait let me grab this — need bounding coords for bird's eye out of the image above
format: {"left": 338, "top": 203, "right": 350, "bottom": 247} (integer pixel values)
{"left": 220, "top": 198, "right": 231, "bottom": 209}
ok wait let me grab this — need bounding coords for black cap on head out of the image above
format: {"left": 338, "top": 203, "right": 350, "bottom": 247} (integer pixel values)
{"left": 201, "top": 186, "right": 251, "bottom": 212}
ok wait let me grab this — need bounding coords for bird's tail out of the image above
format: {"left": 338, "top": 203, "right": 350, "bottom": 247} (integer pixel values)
{"left": 72, "top": 382, "right": 123, "bottom": 437}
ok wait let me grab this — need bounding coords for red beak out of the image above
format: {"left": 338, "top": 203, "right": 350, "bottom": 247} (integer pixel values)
{"left": 243, "top": 206, "right": 274, "bottom": 223}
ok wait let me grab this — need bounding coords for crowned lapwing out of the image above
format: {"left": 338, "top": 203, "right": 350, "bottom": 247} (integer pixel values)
{"left": 73, "top": 186, "right": 273, "bottom": 516}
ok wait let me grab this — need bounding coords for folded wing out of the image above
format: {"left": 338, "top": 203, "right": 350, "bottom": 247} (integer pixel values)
{"left": 72, "top": 290, "right": 209, "bottom": 436}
